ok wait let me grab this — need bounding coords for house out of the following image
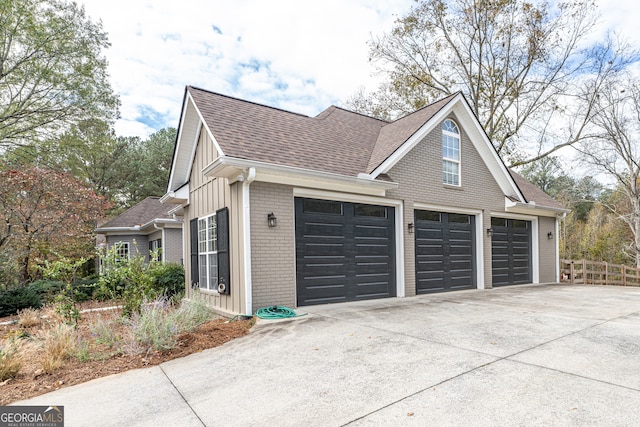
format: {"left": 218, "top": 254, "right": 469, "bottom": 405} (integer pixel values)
{"left": 95, "top": 196, "right": 183, "bottom": 264}
{"left": 162, "top": 86, "right": 568, "bottom": 316}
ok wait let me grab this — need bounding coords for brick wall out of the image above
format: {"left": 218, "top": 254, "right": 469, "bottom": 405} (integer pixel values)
{"left": 249, "top": 182, "right": 296, "bottom": 310}
{"left": 387, "top": 113, "right": 516, "bottom": 291}
{"left": 163, "top": 228, "right": 183, "bottom": 264}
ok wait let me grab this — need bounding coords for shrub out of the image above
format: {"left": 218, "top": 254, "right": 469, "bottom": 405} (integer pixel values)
{"left": 97, "top": 244, "right": 160, "bottom": 317}
{"left": 89, "top": 314, "right": 122, "bottom": 349}
{"left": 0, "top": 286, "right": 43, "bottom": 317}
{"left": 150, "top": 263, "right": 185, "bottom": 299}
{"left": 72, "top": 275, "right": 99, "bottom": 302}
{"left": 126, "top": 299, "right": 178, "bottom": 353}
{"left": 0, "top": 341, "right": 22, "bottom": 381}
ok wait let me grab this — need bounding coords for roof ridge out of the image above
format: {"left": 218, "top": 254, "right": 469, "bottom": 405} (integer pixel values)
{"left": 187, "top": 85, "right": 309, "bottom": 118}
{"left": 319, "top": 105, "right": 390, "bottom": 124}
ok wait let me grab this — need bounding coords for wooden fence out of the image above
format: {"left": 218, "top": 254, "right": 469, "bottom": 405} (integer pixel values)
{"left": 560, "top": 259, "right": 640, "bottom": 287}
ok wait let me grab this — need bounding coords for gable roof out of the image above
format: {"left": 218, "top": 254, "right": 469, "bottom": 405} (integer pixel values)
{"left": 97, "top": 197, "right": 178, "bottom": 231}
{"left": 167, "top": 86, "right": 566, "bottom": 214}
{"left": 188, "top": 87, "right": 387, "bottom": 177}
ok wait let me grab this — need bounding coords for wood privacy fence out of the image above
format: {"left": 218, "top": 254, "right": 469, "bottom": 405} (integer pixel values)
{"left": 560, "top": 259, "right": 640, "bottom": 287}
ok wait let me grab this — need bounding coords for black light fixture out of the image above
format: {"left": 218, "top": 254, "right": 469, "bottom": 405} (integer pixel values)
{"left": 547, "top": 231, "right": 553, "bottom": 240}
{"left": 486, "top": 227, "right": 493, "bottom": 237}
{"left": 267, "top": 212, "right": 277, "bottom": 228}
{"left": 408, "top": 222, "right": 414, "bottom": 234}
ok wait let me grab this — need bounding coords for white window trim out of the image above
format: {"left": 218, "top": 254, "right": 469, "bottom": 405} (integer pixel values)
{"left": 114, "top": 241, "right": 130, "bottom": 260}
{"left": 442, "top": 119, "right": 461, "bottom": 186}
{"left": 198, "top": 213, "right": 218, "bottom": 291}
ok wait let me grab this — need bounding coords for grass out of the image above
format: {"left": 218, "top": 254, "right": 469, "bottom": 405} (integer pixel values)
{"left": 41, "top": 324, "right": 77, "bottom": 373}
{"left": 0, "top": 340, "right": 22, "bottom": 381}
{"left": 17, "top": 308, "right": 41, "bottom": 328}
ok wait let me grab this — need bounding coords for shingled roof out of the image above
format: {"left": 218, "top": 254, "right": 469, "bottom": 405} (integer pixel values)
{"left": 189, "top": 86, "right": 460, "bottom": 177}
{"left": 183, "top": 86, "right": 564, "bottom": 211}
{"left": 99, "top": 197, "right": 175, "bottom": 229}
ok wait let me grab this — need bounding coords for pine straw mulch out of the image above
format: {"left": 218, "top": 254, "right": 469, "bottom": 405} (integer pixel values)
{"left": 0, "top": 300, "right": 253, "bottom": 405}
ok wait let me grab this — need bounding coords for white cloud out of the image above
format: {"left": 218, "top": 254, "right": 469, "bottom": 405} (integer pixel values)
{"left": 79, "top": 0, "right": 640, "bottom": 140}
{"left": 79, "top": 0, "right": 414, "bottom": 137}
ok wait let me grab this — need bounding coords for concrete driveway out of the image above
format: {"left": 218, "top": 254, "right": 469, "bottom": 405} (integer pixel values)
{"left": 15, "top": 284, "right": 640, "bottom": 426}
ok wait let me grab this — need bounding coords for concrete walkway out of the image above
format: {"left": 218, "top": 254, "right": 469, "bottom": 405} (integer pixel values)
{"left": 13, "top": 284, "right": 640, "bottom": 426}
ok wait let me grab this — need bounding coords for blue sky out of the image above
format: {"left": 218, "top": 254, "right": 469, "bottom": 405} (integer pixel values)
{"left": 79, "top": 0, "right": 640, "bottom": 139}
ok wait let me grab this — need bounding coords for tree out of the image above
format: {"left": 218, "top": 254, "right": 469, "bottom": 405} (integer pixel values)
{"left": 0, "top": 0, "right": 119, "bottom": 148}
{"left": 576, "top": 74, "right": 640, "bottom": 267}
{"left": 121, "top": 127, "right": 177, "bottom": 204}
{"left": 348, "top": 0, "right": 632, "bottom": 165}
{"left": 0, "top": 165, "right": 110, "bottom": 284}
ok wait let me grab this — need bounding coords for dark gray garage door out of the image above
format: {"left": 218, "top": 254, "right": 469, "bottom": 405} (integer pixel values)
{"left": 415, "top": 210, "right": 476, "bottom": 293}
{"left": 491, "top": 217, "right": 532, "bottom": 286}
{"left": 295, "top": 198, "right": 396, "bottom": 306}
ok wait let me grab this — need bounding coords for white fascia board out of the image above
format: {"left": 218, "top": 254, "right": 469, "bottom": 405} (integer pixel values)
{"left": 505, "top": 197, "right": 571, "bottom": 217}
{"left": 168, "top": 91, "right": 224, "bottom": 192}
{"left": 204, "top": 157, "right": 398, "bottom": 197}
{"left": 160, "top": 183, "right": 190, "bottom": 205}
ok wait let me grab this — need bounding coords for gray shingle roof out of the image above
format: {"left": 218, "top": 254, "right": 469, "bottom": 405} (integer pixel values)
{"left": 509, "top": 170, "right": 567, "bottom": 210}
{"left": 100, "top": 197, "right": 175, "bottom": 228}
{"left": 187, "top": 86, "right": 564, "bottom": 210}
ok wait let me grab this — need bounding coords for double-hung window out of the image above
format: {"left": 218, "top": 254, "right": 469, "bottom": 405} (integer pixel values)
{"left": 198, "top": 214, "right": 218, "bottom": 290}
{"left": 442, "top": 119, "right": 460, "bottom": 186}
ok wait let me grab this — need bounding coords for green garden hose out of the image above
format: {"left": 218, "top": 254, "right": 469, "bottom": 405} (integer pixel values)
{"left": 255, "top": 305, "right": 307, "bottom": 319}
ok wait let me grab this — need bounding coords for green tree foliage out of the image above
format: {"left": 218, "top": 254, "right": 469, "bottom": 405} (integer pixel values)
{"left": 0, "top": 0, "right": 119, "bottom": 148}
{"left": 0, "top": 165, "right": 110, "bottom": 284}
{"left": 3, "top": 125, "right": 176, "bottom": 211}
{"left": 348, "top": 0, "right": 632, "bottom": 166}
{"left": 121, "top": 127, "right": 177, "bottom": 205}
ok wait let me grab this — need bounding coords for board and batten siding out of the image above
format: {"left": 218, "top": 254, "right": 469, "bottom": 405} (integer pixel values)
{"left": 386, "top": 113, "right": 513, "bottom": 294}
{"left": 183, "top": 127, "right": 247, "bottom": 315}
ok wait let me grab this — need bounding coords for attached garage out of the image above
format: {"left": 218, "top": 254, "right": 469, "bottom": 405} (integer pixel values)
{"left": 295, "top": 198, "right": 396, "bottom": 306}
{"left": 414, "top": 210, "right": 476, "bottom": 294}
{"left": 491, "top": 217, "right": 532, "bottom": 286}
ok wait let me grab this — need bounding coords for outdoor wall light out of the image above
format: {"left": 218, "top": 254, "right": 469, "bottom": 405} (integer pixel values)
{"left": 408, "top": 222, "right": 414, "bottom": 234}
{"left": 267, "top": 212, "right": 277, "bottom": 228}
{"left": 486, "top": 228, "right": 493, "bottom": 237}
{"left": 548, "top": 231, "right": 553, "bottom": 240}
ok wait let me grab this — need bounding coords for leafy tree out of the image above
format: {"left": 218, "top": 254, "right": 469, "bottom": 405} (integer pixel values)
{"left": 122, "top": 127, "right": 177, "bottom": 205}
{"left": 348, "top": 0, "right": 633, "bottom": 166}
{"left": 0, "top": 165, "right": 110, "bottom": 284}
{"left": 0, "top": 0, "right": 119, "bottom": 148}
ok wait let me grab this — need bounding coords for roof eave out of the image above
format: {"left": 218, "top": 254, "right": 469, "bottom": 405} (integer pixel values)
{"left": 204, "top": 156, "right": 398, "bottom": 196}
{"left": 505, "top": 197, "right": 571, "bottom": 217}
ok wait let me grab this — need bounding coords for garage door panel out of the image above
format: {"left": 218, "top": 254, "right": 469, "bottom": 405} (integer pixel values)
{"left": 296, "top": 198, "right": 396, "bottom": 306}
{"left": 415, "top": 211, "right": 476, "bottom": 293}
{"left": 491, "top": 218, "right": 532, "bottom": 287}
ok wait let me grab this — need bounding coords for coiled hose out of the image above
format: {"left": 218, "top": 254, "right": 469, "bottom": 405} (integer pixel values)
{"left": 255, "top": 305, "right": 307, "bottom": 319}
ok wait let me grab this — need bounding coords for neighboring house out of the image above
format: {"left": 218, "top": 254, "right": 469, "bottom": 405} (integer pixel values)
{"left": 162, "top": 86, "right": 569, "bottom": 316}
{"left": 95, "top": 196, "right": 183, "bottom": 264}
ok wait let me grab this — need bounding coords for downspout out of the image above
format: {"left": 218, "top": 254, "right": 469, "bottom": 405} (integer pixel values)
{"left": 556, "top": 212, "right": 566, "bottom": 282}
{"left": 243, "top": 167, "right": 256, "bottom": 316}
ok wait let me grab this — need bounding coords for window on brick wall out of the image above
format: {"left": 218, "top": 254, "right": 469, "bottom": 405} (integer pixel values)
{"left": 442, "top": 119, "right": 460, "bottom": 186}
{"left": 198, "top": 214, "right": 218, "bottom": 291}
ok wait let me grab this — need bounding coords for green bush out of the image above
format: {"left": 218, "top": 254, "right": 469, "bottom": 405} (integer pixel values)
{"left": 73, "top": 275, "right": 99, "bottom": 302}
{"left": 0, "top": 286, "right": 44, "bottom": 317}
{"left": 150, "top": 263, "right": 185, "bottom": 299}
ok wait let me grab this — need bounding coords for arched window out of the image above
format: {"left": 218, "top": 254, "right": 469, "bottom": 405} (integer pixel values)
{"left": 442, "top": 119, "right": 460, "bottom": 186}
